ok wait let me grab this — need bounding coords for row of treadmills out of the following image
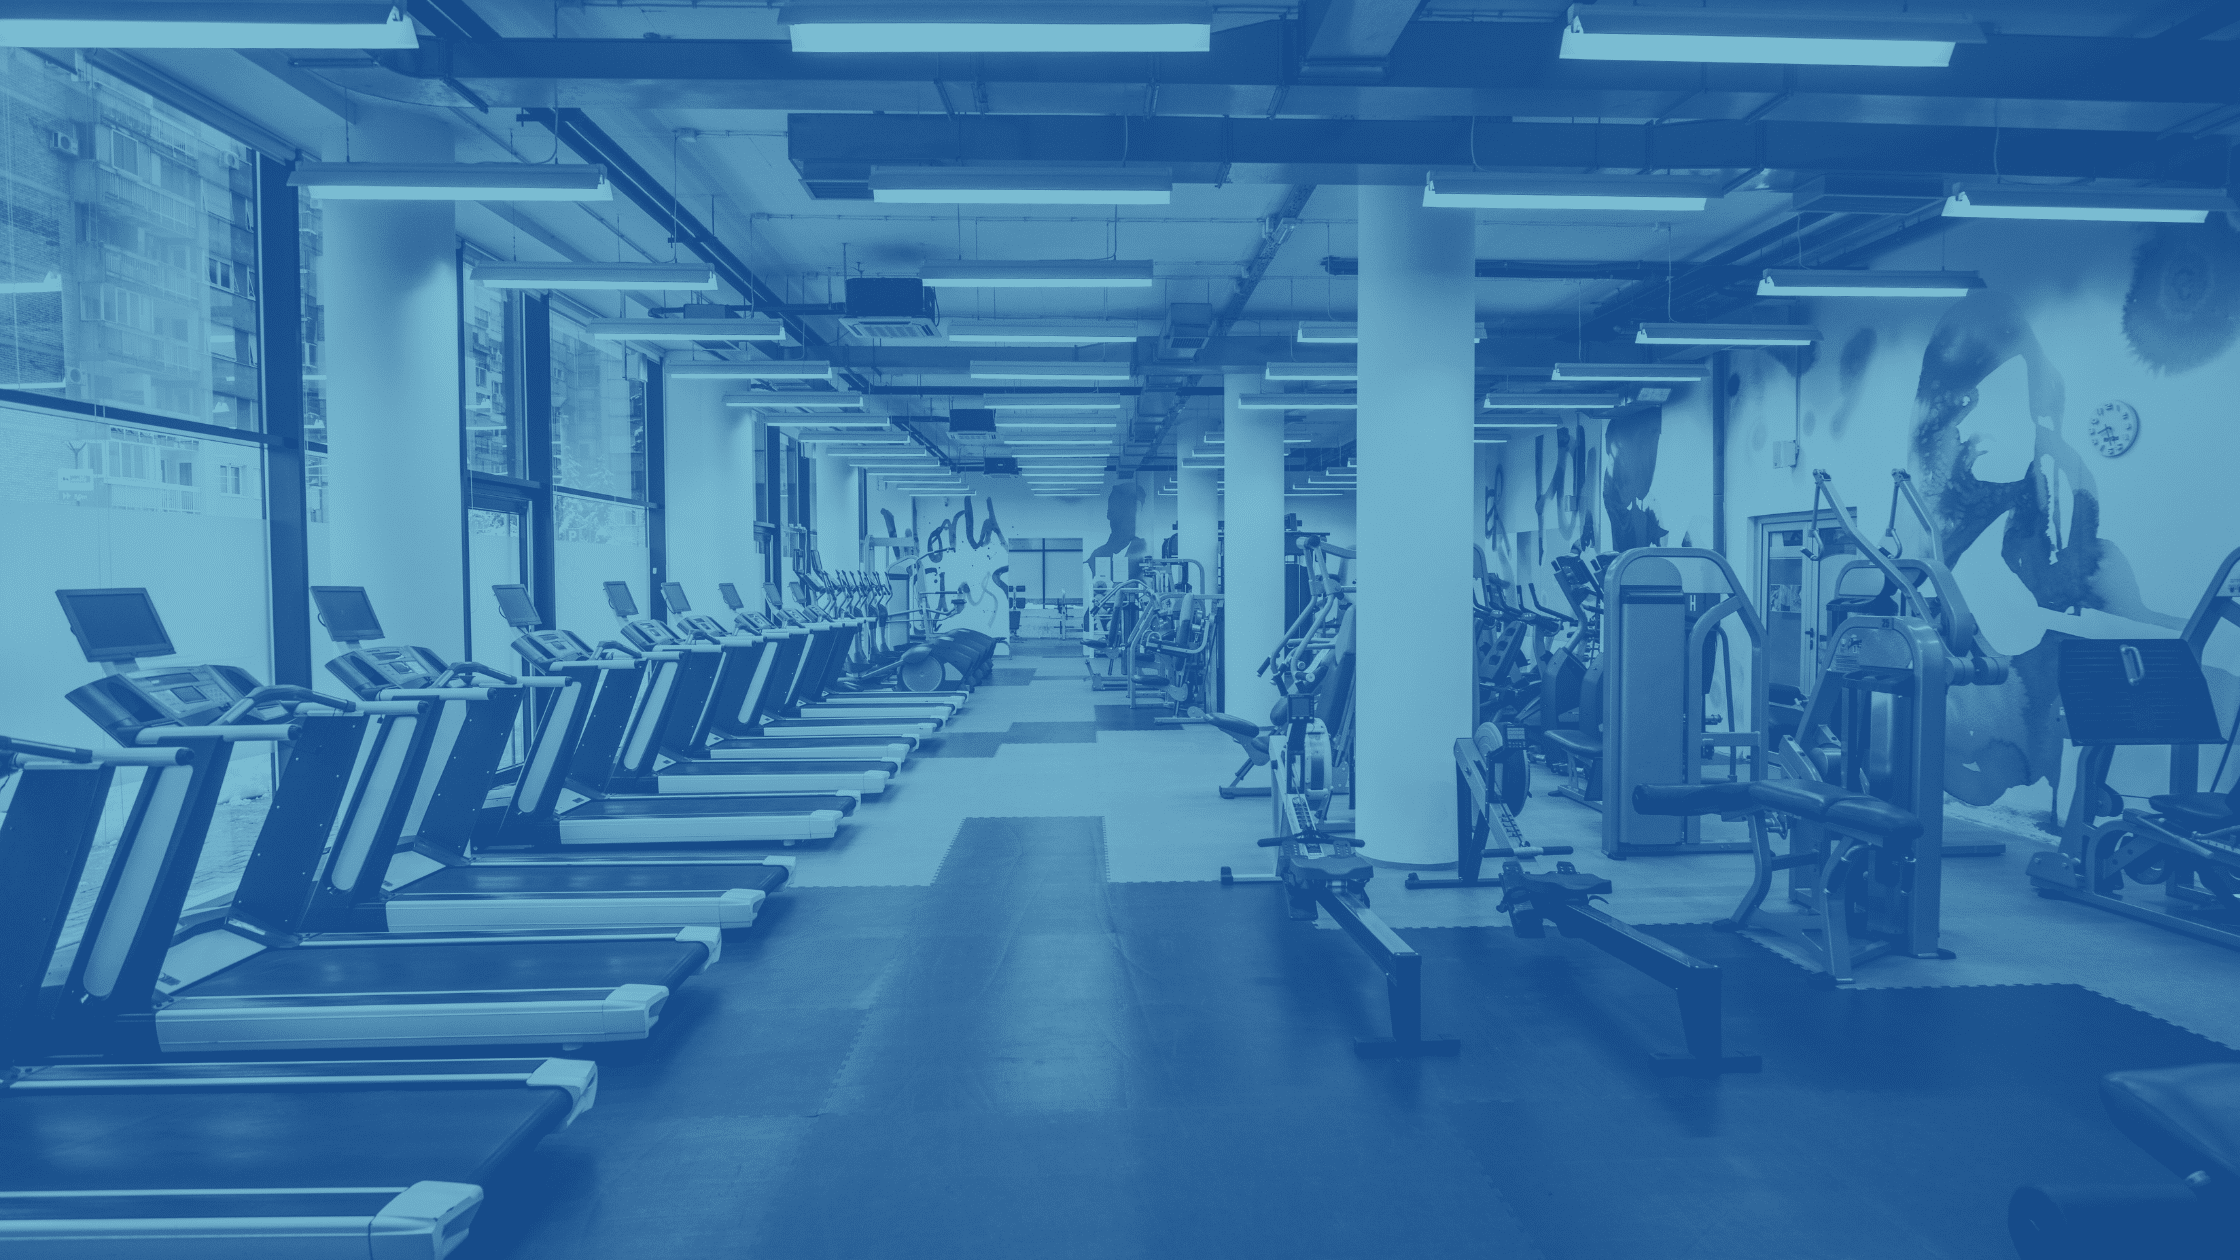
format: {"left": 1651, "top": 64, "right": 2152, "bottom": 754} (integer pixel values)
{"left": 0, "top": 577, "right": 992, "bottom": 1256}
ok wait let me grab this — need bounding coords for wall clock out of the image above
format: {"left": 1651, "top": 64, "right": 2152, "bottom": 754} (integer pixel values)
{"left": 2086, "top": 400, "right": 2140, "bottom": 458}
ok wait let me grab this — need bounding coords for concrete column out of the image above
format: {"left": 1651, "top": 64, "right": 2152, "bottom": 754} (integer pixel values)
{"left": 813, "top": 452, "right": 859, "bottom": 572}
{"left": 1176, "top": 415, "right": 1220, "bottom": 596}
{"left": 1354, "top": 184, "right": 1477, "bottom": 864}
{"left": 320, "top": 106, "right": 462, "bottom": 658}
{"left": 661, "top": 376, "right": 759, "bottom": 605}
{"left": 1222, "top": 373, "right": 1285, "bottom": 722}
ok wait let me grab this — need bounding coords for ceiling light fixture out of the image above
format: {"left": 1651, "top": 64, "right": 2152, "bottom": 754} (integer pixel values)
{"left": 1556, "top": 5, "right": 1980, "bottom": 67}
{"left": 1942, "top": 186, "right": 2236, "bottom": 224}
{"left": 781, "top": 3, "right": 1210, "bottom": 53}
{"left": 980, "top": 395, "right": 1126, "bottom": 411}
{"left": 1264, "top": 363, "right": 1358, "bottom": 381}
{"left": 969, "top": 362, "right": 1138, "bottom": 382}
{"left": 1425, "top": 174, "right": 1718, "bottom": 212}
{"left": 1236, "top": 394, "right": 1357, "bottom": 410}
{"left": 994, "top": 422, "right": 1119, "bottom": 431}
{"left": 725, "top": 393, "right": 868, "bottom": 410}
{"left": 1636, "top": 323, "right": 1821, "bottom": 346}
{"left": 0, "top": 1, "right": 419, "bottom": 48}
{"left": 920, "top": 260, "right": 1156, "bottom": 289}
{"left": 589, "top": 319, "right": 790, "bottom": 342}
{"left": 1483, "top": 394, "right": 1620, "bottom": 410}
{"left": 474, "top": 262, "right": 717, "bottom": 291}
{"left": 1757, "top": 269, "right": 1985, "bottom": 298}
{"left": 1297, "top": 322, "right": 1486, "bottom": 343}
{"left": 872, "top": 168, "right": 1172, "bottom": 206}
{"left": 669, "top": 361, "right": 834, "bottom": 381}
{"left": 943, "top": 320, "right": 1142, "bottom": 345}
{"left": 291, "top": 163, "right": 611, "bottom": 202}
{"left": 1551, "top": 363, "right": 1711, "bottom": 383}
{"left": 1005, "top": 439, "right": 1115, "bottom": 446}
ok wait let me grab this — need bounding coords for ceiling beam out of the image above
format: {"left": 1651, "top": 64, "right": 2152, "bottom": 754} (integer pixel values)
{"left": 1319, "top": 257, "right": 1755, "bottom": 283}
{"left": 331, "top": 27, "right": 2240, "bottom": 131}
{"left": 785, "top": 112, "right": 2230, "bottom": 189}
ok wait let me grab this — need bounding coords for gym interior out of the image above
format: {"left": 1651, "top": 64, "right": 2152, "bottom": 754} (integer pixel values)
{"left": 2, "top": 4, "right": 2239, "bottom": 1257}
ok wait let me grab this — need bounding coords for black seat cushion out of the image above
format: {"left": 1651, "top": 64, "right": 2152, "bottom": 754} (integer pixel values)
{"left": 1206, "top": 713, "right": 1266, "bottom": 757}
{"left": 1819, "top": 794, "right": 1925, "bottom": 843}
{"left": 1633, "top": 781, "right": 1759, "bottom": 817}
{"left": 2150, "top": 793, "right": 2236, "bottom": 832}
{"left": 1749, "top": 778, "right": 1854, "bottom": 820}
{"left": 2103, "top": 1064, "right": 2240, "bottom": 1195}
{"left": 1543, "top": 730, "right": 1602, "bottom": 758}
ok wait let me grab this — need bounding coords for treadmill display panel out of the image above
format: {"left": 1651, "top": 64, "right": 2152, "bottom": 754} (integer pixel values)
{"left": 56, "top": 588, "right": 174, "bottom": 663}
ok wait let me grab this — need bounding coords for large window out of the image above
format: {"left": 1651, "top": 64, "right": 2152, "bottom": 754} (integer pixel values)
{"left": 555, "top": 493, "right": 648, "bottom": 635}
{"left": 0, "top": 50, "right": 263, "bottom": 430}
{"left": 551, "top": 312, "right": 644, "bottom": 498}
{"left": 464, "top": 255, "right": 518, "bottom": 477}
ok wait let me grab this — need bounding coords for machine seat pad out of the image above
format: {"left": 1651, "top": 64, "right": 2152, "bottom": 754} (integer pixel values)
{"left": 1819, "top": 793, "right": 1924, "bottom": 843}
{"left": 1749, "top": 778, "right": 1856, "bottom": 820}
{"left": 1543, "top": 730, "right": 1603, "bottom": 758}
{"left": 1632, "top": 781, "right": 1759, "bottom": 818}
{"left": 2150, "top": 793, "right": 2235, "bottom": 831}
{"left": 2103, "top": 1064, "right": 2240, "bottom": 1193}
{"left": 1515, "top": 869, "right": 1613, "bottom": 900}
{"left": 1206, "top": 713, "right": 1266, "bottom": 754}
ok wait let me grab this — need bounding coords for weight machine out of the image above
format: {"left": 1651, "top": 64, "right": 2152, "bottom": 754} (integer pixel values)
{"left": 2028, "top": 547, "right": 2240, "bottom": 949}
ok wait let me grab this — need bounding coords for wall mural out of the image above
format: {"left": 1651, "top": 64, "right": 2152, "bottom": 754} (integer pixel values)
{"left": 2123, "top": 218, "right": 2240, "bottom": 375}
{"left": 1086, "top": 475, "right": 1146, "bottom": 567}
{"left": 1600, "top": 409, "right": 1668, "bottom": 553}
{"left": 922, "top": 497, "right": 1012, "bottom": 643}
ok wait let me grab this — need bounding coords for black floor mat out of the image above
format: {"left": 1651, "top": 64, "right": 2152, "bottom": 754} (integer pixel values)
{"left": 1094, "top": 703, "right": 1185, "bottom": 730}
{"left": 987, "top": 668, "right": 1039, "bottom": 686}
{"left": 464, "top": 818, "right": 2233, "bottom": 1260}
{"left": 1003, "top": 640, "right": 1082, "bottom": 658}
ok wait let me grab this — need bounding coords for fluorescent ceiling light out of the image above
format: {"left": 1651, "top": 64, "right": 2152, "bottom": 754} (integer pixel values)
{"left": 722, "top": 392, "right": 866, "bottom": 410}
{"left": 764, "top": 421, "right": 894, "bottom": 431}
{"left": 670, "top": 361, "right": 834, "bottom": 381}
{"left": 1636, "top": 323, "right": 1820, "bottom": 346}
{"left": 1265, "top": 362, "right": 1358, "bottom": 381}
{"left": 1236, "top": 394, "right": 1357, "bottom": 410}
{"left": 1558, "top": 6, "right": 1981, "bottom": 68}
{"left": 0, "top": 2, "right": 419, "bottom": 49}
{"left": 589, "top": 319, "right": 790, "bottom": 342}
{"left": 943, "top": 320, "right": 1142, "bottom": 344}
{"left": 475, "top": 263, "right": 717, "bottom": 291}
{"left": 969, "top": 362, "right": 1137, "bottom": 382}
{"left": 1426, "top": 174, "right": 1718, "bottom": 212}
{"left": 1005, "top": 440, "right": 1113, "bottom": 446}
{"left": 872, "top": 168, "right": 1172, "bottom": 206}
{"left": 921, "top": 260, "right": 1155, "bottom": 289}
{"left": 1551, "top": 363, "right": 1710, "bottom": 383}
{"left": 0, "top": 272, "right": 62, "bottom": 294}
{"left": 1483, "top": 394, "right": 1619, "bottom": 410}
{"left": 981, "top": 395, "right": 1124, "bottom": 410}
{"left": 1757, "top": 269, "right": 1985, "bottom": 298}
{"left": 1943, "top": 187, "right": 2236, "bottom": 224}
{"left": 1286, "top": 492, "right": 1344, "bottom": 498}
{"left": 1478, "top": 421, "right": 1560, "bottom": 429}
{"left": 995, "top": 422, "right": 1118, "bottom": 431}
{"left": 291, "top": 163, "right": 610, "bottom": 203}
{"left": 909, "top": 493, "right": 969, "bottom": 498}
{"left": 1475, "top": 439, "right": 1512, "bottom": 445}
{"left": 783, "top": 3, "right": 1209, "bottom": 53}
{"left": 1297, "top": 322, "right": 1486, "bottom": 343}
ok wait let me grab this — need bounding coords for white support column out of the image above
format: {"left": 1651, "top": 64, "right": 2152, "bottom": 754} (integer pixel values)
{"left": 813, "top": 452, "right": 859, "bottom": 572}
{"left": 1176, "top": 415, "right": 1220, "bottom": 599}
{"left": 320, "top": 106, "right": 463, "bottom": 658}
{"left": 1354, "top": 184, "right": 1477, "bottom": 864}
{"left": 1223, "top": 373, "right": 1285, "bottom": 722}
{"left": 661, "top": 376, "right": 759, "bottom": 603}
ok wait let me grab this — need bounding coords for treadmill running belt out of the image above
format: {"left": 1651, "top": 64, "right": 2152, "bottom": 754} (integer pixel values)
{"left": 407, "top": 864, "right": 789, "bottom": 895}
{"left": 658, "top": 761, "right": 892, "bottom": 776}
{"left": 0, "top": 1086, "right": 569, "bottom": 1190}
{"left": 182, "top": 938, "right": 706, "bottom": 997}
{"left": 569, "top": 794, "right": 856, "bottom": 818}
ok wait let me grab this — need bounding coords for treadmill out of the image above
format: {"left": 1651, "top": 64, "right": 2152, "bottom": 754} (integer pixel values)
{"left": 299, "top": 585, "right": 790, "bottom": 932}
{"left": 483, "top": 584, "right": 858, "bottom": 847}
{"left": 779, "top": 569, "right": 970, "bottom": 715}
{"left": 735, "top": 584, "right": 962, "bottom": 740}
{"left": 0, "top": 736, "right": 600, "bottom": 1257}
{"left": 596, "top": 581, "right": 900, "bottom": 793}
{"left": 50, "top": 588, "right": 717, "bottom": 1055}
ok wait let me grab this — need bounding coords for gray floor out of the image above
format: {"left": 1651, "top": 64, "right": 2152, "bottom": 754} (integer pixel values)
{"left": 828, "top": 640, "right": 2240, "bottom": 1050}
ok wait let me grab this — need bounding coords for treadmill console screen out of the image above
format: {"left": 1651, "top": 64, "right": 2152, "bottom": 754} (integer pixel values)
{"left": 661, "top": 582, "right": 692, "bottom": 613}
{"left": 492, "top": 584, "right": 541, "bottom": 628}
{"left": 604, "top": 581, "right": 640, "bottom": 617}
{"left": 310, "top": 586, "right": 385, "bottom": 643}
{"left": 513, "top": 629, "right": 593, "bottom": 666}
{"left": 56, "top": 588, "right": 174, "bottom": 663}
{"left": 717, "top": 582, "right": 745, "bottom": 610}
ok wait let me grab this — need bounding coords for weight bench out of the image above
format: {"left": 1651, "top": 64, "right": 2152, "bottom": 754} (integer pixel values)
{"left": 1634, "top": 779, "right": 1931, "bottom": 984}
{"left": 1206, "top": 711, "right": 1273, "bottom": 798}
{"left": 2009, "top": 1063, "right": 2240, "bottom": 1258}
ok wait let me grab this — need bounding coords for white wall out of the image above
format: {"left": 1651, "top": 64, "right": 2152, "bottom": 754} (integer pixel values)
{"left": 662, "top": 378, "right": 762, "bottom": 612}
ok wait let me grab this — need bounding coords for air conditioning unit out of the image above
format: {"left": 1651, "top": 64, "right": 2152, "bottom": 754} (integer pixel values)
{"left": 981, "top": 456, "right": 1020, "bottom": 476}
{"left": 946, "top": 408, "right": 996, "bottom": 433}
{"left": 840, "top": 278, "right": 939, "bottom": 340}
{"left": 1160, "top": 302, "right": 1214, "bottom": 358}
